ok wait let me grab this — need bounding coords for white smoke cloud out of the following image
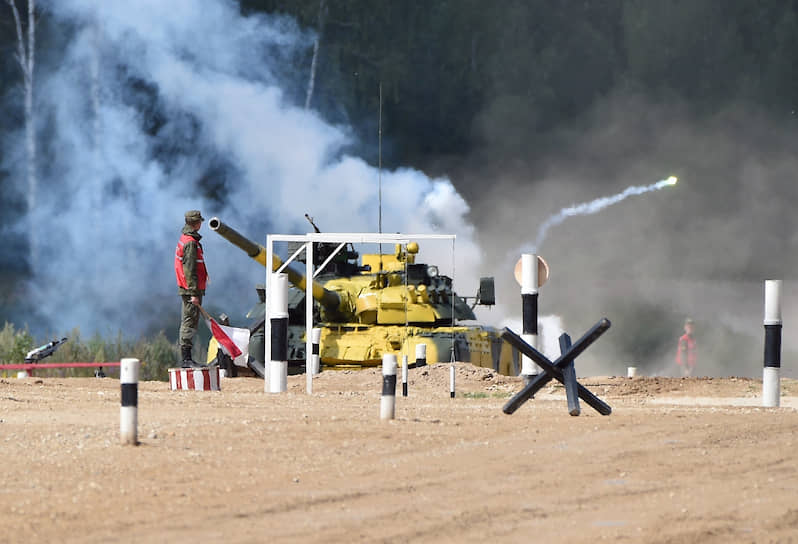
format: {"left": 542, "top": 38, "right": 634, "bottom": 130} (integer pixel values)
{"left": 7, "top": 0, "right": 483, "bottom": 335}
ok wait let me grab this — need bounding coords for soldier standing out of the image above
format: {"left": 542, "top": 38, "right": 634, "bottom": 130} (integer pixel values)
{"left": 675, "top": 317, "right": 696, "bottom": 377}
{"left": 174, "top": 210, "right": 208, "bottom": 367}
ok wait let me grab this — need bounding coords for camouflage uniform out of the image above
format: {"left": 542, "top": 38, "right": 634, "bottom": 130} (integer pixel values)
{"left": 176, "top": 211, "right": 207, "bottom": 363}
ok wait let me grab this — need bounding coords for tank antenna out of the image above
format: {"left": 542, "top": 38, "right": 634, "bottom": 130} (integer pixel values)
{"left": 378, "top": 81, "right": 384, "bottom": 273}
{"left": 378, "top": 81, "right": 383, "bottom": 235}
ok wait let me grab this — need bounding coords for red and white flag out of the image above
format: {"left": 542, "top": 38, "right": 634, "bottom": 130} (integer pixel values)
{"left": 204, "top": 317, "right": 243, "bottom": 359}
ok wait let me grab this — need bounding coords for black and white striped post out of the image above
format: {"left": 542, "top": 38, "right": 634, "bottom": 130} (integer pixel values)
{"left": 269, "top": 273, "right": 289, "bottom": 393}
{"left": 415, "top": 343, "right": 427, "bottom": 368}
{"left": 450, "top": 351, "right": 456, "bottom": 398}
{"left": 401, "top": 355, "right": 408, "bottom": 397}
{"left": 120, "top": 357, "right": 139, "bottom": 446}
{"left": 521, "top": 253, "right": 540, "bottom": 382}
{"left": 763, "top": 279, "right": 782, "bottom": 408}
{"left": 381, "top": 353, "right": 397, "bottom": 420}
{"left": 310, "top": 327, "right": 322, "bottom": 375}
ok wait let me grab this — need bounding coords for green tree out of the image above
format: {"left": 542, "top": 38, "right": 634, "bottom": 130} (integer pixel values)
{"left": 0, "top": 322, "right": 33, "bottom": 364}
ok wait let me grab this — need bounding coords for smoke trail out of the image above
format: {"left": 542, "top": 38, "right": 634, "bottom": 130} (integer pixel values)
{"left": 0, "top": 0, "right": 481, "bottom": 336}
{"left": 532, "top": 176, "right": 677, "bottom": 251}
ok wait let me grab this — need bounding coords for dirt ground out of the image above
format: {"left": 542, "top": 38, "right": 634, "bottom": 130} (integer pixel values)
{"left": 1, "top": 365, "right": 797, "bottom": 543}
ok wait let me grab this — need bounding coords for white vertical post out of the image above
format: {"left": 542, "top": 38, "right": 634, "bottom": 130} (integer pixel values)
{"left": 521, "top": 253, "right": 540, "bottom": 381}
{"left": 415, "top": 343, "right": 427, "bottom": 367}
{"left": 269, "top": 273, "right": 289, "bottom": 393}
{"left": 311, "top": 327, "right": 322, "bottom": 375}
{"left": 120, "top": 358, "right": 139, "bottom": 446}
{"left": 380, "top": 354, "right": 397, "bottom": 420}
{"left": 402, "top": 355, "right": 408, "bottom": 397}
{"left": 449, "top": 363, "right": 456, "bottom": 398}
{"left": 265, "top": 235, "right": 273, "bottom": 392}
{"left": 306, "top": 240, "right": 314, "bottom": 394}
{"left": 763, "top": 279, "right": 782, "bottom": 407}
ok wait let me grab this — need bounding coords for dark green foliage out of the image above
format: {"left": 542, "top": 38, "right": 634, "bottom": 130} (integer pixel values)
{"left": 0, "top": 322, "right": 34, "bottom": 365}
{"left": 2, "top": 1, "right": 797, "bottom": 174}
{"left": 236, "top": 0, "right": 798, "bottom": 166}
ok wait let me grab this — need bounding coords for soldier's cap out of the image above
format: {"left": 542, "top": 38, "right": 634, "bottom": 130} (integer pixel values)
{"left": 185, "top": 210, "right": 204, "bottom": 223}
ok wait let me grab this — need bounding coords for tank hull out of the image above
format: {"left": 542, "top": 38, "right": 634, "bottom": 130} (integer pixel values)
{"left": 317, "top": 323, "right": 517, "bottom": 375}
{"left": 209, "top": 322, "right": 519, "bottom": 376}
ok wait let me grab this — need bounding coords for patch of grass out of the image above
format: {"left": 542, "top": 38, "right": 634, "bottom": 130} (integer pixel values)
{"left": 461, "top": 391, "right": 512, "bottom": 399}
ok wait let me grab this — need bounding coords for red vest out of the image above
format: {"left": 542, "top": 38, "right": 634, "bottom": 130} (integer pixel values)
{"left": 175, "top": 233, "right": 208, "bottom": 290}
{"left": 676, "top": 333, "right": 696, "bottom": 368}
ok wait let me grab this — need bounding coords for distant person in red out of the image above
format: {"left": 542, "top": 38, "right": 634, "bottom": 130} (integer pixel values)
{"left": 676, "top": 318, "right": 696, "bottom": 376}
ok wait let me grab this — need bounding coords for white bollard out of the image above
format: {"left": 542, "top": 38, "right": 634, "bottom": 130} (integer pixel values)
{"left": 521, "top": 253, "right": 541, "bottom": 380}
{"left": 269, "top": 273, "right": 289, "bottom": 393}
{"left": 16, "top": 371, "right": 28, "bottom": 379}
{"left": 450, "top": 363, "right": 456, "bottom": 399}
{"left": 311, "top": 327, "right": 322, "bottom": 375}
{"left": 402, "top": 355, "right": 408, "bottom": 397}
{"left": 763, "top": 280, "right": 782, "bottom": 407}
{"left": 120, "top": 358, "right": 140, "bottom": 446}
{"left": 763, "top": 368, "right": 779, "bottom": 407}
{"left": 380, "top": 354, "right": 397, "bottom": 420}
{"left": 627, "top": 366, "right": 638, "bottom": 378}
{"left": 415, "top": 343, "right": 427, "bottom": 367}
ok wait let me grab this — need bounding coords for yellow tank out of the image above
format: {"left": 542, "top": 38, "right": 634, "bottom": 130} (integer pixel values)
{"left": 207, "top": 218, "right": 518, "bottom": 376}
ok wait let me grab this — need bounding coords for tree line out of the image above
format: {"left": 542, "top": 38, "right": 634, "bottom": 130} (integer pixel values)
{"left": 0, "top": 322, "right": 177, "bottom": 380}
{"left": 241, "top": 0, "right": 798, "bottom": 167}
{"left": 2, "top": 1, "right": 797, "bottom": 178}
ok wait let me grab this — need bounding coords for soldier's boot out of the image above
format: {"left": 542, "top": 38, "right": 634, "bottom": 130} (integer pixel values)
{"left": 181, "top": 346, "right": 203, "bottom": 368}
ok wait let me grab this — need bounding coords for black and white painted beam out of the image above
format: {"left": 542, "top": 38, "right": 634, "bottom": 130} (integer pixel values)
{"left": 269, "top": 273, "right": 289, "bottom": 393}
{"left": 521, "top": 253, "right": 540, "bottom": 381}
{"left": 381, "top": 354, "right": 397, "bottom": 420}
{"left": 310, "top": 327, "right": 321, "bottom": 375}
{"left": 450, "top": 358, "right": 456, "bottom": 399}
{"left": 763, "top": 279, "right": 782, "bottom": 408}
{"left": 415, "top": 343, "right": 427, "bottom": 368}
{"left": 120, "top": 358, "right": 139, "bottom": 446}
{"left": 402, "top": 355, "right": 408, "bottom": 397}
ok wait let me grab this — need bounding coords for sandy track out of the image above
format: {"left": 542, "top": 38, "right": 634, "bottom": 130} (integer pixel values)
{"left": 1, "top": 366, "right": 797, "bottom": 543}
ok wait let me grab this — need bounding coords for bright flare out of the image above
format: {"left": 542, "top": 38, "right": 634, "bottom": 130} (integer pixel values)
{"left": 666, "top": 176, "right": 678, "bottom": 185}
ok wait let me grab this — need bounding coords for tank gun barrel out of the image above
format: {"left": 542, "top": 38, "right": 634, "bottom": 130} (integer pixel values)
{"left": 304, "top": 213, "right": 321, "bottom": 233}
{"left": 208, "top": 217, "right": 341, "bottom": 310}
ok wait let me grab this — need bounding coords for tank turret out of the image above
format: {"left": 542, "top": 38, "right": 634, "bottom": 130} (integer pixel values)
{"left": 209, "top": 217, "right": 479, "bottom": 325}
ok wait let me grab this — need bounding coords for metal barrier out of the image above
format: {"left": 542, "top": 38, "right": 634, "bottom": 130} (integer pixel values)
{"left": 501, "top": 319, "right": 612, "bottom": 416}
{"left": 1, "top": 362, "right": 122, "bottom": 377}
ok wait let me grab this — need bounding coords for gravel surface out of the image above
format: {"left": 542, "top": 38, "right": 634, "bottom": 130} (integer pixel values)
{"left": 1, "top": 367, "right": 797, "bottom": 543}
